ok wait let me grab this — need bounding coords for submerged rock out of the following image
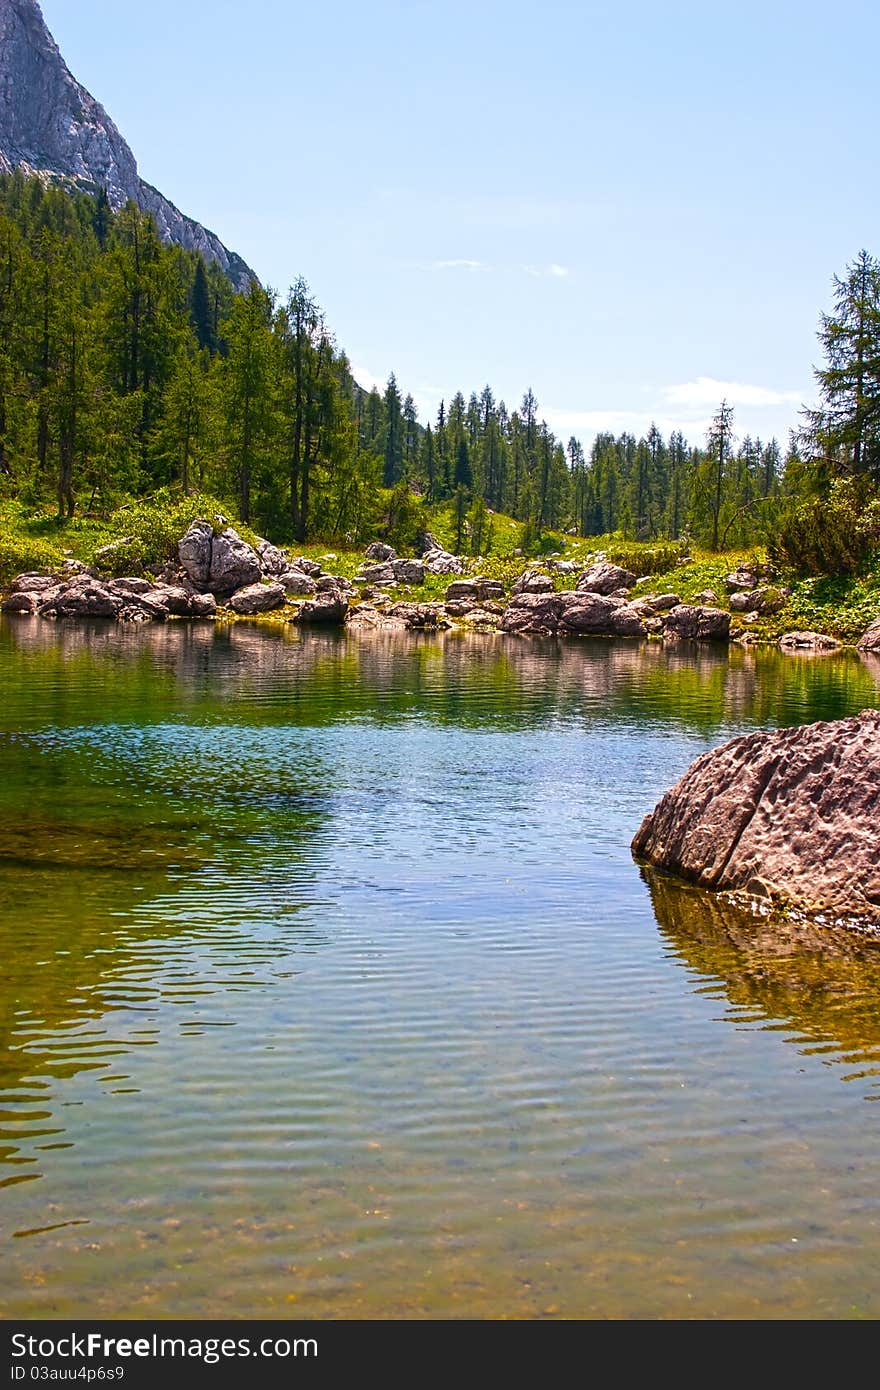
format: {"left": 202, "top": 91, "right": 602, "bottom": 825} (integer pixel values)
{"left": 778, "top": 631, "right": 842, "bottom": 651}
{"left": 632, "top": 709, "right": 880, "bottom": 927}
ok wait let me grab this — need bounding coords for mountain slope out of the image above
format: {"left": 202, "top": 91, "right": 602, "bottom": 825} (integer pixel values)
{"left": 0, "top": 0, "right": 256, "bottom": 288}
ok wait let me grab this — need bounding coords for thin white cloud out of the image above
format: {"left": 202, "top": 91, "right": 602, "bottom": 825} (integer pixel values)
{"left": 432, "top": 258, "right": 486, "bottom": 271}
{"left": 663, "top": 376, "right": 801, "bottom": 409}
{"left": 522, "top": 263, "right": 570, "bottom": 279}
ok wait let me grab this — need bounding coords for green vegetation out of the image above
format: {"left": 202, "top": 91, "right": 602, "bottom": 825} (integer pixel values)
{"left": 0, "top": 171, "right": 878, "bottom": 638}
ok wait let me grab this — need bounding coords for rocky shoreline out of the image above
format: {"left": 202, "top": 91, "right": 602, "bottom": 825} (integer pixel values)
{"left": 2, "top": 520, "right": 880, "bottom": 651}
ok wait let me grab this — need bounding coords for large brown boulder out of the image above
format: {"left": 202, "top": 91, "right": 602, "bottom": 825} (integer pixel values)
{"left": 500, "top": 592, "right": 563, "bottom": 636}
{"left": 632, "top": 710, "right": 880, "bottom": 927}
{"left": 557, "top": 591, "right": 646, "bottom": 637}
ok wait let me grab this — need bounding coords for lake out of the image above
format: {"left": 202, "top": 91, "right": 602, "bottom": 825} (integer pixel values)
{"left": 2, "top": 618, "right": 880, "bottom": 1319}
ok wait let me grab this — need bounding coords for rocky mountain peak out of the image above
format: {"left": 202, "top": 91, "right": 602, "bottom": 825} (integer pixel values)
{"left": 0, "top": 0, "right": 256, "bottom": 289}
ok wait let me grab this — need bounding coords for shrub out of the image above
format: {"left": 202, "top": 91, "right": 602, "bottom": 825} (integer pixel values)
{"left": 768, "top": 477, "right": 880, "bottom": 576}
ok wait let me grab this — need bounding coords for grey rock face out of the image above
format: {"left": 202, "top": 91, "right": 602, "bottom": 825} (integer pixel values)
{"left": 501, "top": 593, "right": 563, "bottom": 636}
{"left": 365, "top": 542, "right": 397, "bottom": 561}
{"left": 256, "top": 540, "right": 289, "bottom": 576}
{"left": 178, "top": 520, "right": 214, "bottom": 589}
{"left": 40, "top": 579, "right": 120, "bottom": 618}
{"left": 729, "top": 585, "right": 786, "bottom": 615}
{"left": 2, "top": 589, "right": 44, "bottom": 612}
{"left": 663, "top": 604, "right": 730, "bottom": 641}
{"left": 423, "top": 548, "right": 465, "bottom": 576}
{"left": 10, "top": 572, "right": 58, "bottom": 592}
{"left": 295, "top": 592, "right": 349, "bottom": 626}
{"left": 107, "top": 577, "right": 153, "bottom": 596}
{"left": 291, "top": 557, "right": 322, "bottom": 577}
{"left": 557, "top": 591, "right": 646, "bottom": 638}
{"left": 0, "top": 0, "right": 256, "bottom": 288}
{"left": 391, "top": 558, "right": 426, "bottom": 585}
{"left": 356, "top": 562, "right": 396, "bottom": 585}
{"left": 279, "top": 569, "right": 318, "bottom": 596}
{"left": 645, "top": 593, "right": 681, "bottom": 613}
{"left": 228, "top": 582, "right": 285, "bottom": 614}
{"left": 189, "top": 592, "right": 217, "bottom": 618}
{"left": 576, "top": 561, "right": 638, "bottom": 595}
{"left": 149, "top": 585, "right": 193, "bottom": 616}
{"left": 512, "top": 570, "right": 554, "bottom": 595}
{"left": 632, "top": 710, "right": 880, "bottom": 927}
{"left": 388, "top": 602, "right": 447, "bottom": 629}
{"left": 206, "top": 529, "right": 262, "bottom": 597}
{"left": 857, "top": 618, "right": 880, "bottom": 653}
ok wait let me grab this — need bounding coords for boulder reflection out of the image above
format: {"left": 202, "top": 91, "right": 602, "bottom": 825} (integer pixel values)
{"left": 646, "top": 867, "right": 880, "bottom": 1094}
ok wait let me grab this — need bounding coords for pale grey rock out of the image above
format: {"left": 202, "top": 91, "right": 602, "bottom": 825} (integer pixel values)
{"left": 558, "top": 592, "right": 647, "bottom": 638}
{"left": 178, "top": 520, "right": 214, "bottom": 589}
{"left": 663, "top": 604, "right": 730, "bottom": 641}
{"left": 10, "top": 572, "right": 57, "bottom": 592}
{"left": 576, "top": 561, "right": 637, "bottom": 595}
{"left": 423, "top": 548, "right": 466, "bottom": 576}
{"left": 40, "top": 579, "right": 120, "bottom": 618}
{"left": 149, "top": 585, "right": 193, "bottom": 616}
{"left": 206, "top": 529, "right": 262, "bottom": 597}
{"left": 512, "top": 570, "right": 554, "bottom": 595}
{"left": 365, "top": 542, "right": 397, "bottom": 561}
{"left": 356, "top": 562, "right": 396, "bottom": 585}
{"left": 2, "top": 590, "right": 42, "bottom": 612}
{"left": 730, "top": 585, "right": 787, "bottom": 616}
{"left": 229, "top": 581, "right": 285, "bottom": 614}
{"left": 279, "top": 569, "right": 318, "bottom": 596}
{"left": 107, "top": 577, "right": 153, "bottom": 596}
{"left": 189, "top": 592, "right": 217, "bottom": 619}
{"left": 0, "top": 0, "right": 256, "bottom": 288}
{"left": 391, "top": 558, "right": 426, "bottom": 585}
{"left": 256, "top": 539, "right": 289, "bottom": 576}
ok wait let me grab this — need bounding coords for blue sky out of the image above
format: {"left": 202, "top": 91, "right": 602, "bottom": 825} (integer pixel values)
{"left": 41, "top": 0, "right": 880, "bottom": 452}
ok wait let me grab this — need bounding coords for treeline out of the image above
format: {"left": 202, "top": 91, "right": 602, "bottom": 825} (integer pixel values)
{"left": 1, "top": 171, "right": 878, "bottom": 560}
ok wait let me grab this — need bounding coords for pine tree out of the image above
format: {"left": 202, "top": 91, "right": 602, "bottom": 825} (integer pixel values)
{"left": 803, "top": 249, "right": 880, "bottom": 481}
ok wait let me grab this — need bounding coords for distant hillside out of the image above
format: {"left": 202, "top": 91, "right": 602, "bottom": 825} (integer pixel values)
{"left": 0, "top": 0, "right": 256, "bottom": 289}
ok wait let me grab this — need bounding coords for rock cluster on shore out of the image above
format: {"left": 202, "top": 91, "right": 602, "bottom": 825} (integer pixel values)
{"left": 632, "top": 709, "right": 880, "bottom": 929}
{"left": 2, "top": 523, "right": 879, "bottom": 648}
